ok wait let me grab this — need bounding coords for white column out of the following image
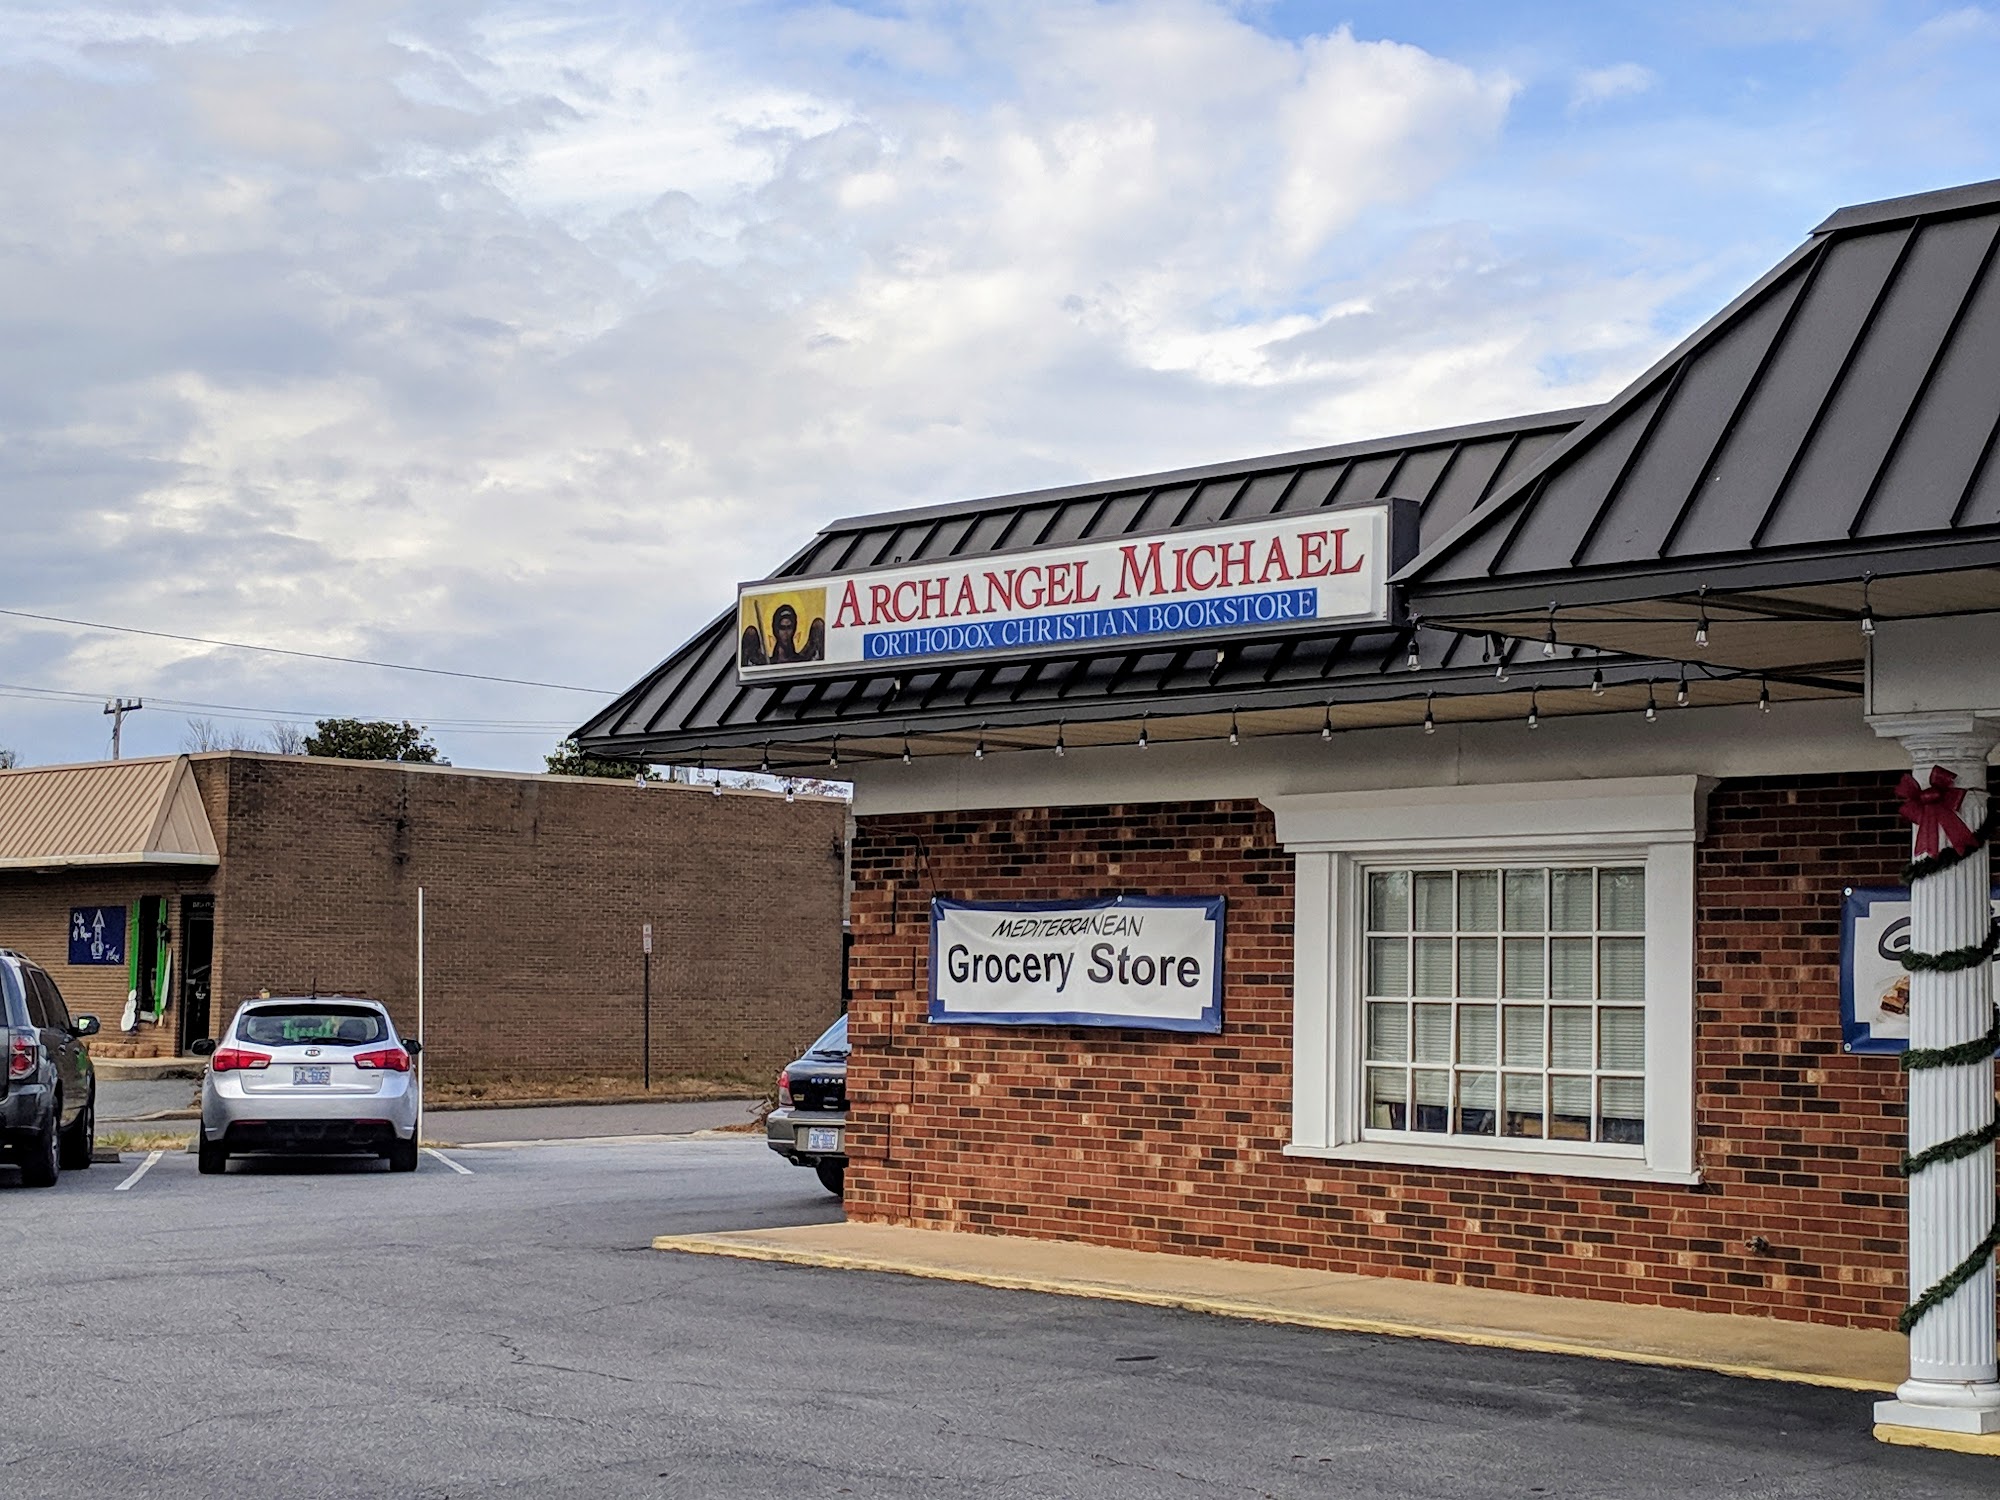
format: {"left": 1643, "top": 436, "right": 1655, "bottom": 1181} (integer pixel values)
{"left": 1870, "top": 713, "right": 2000, "bottom": 1435}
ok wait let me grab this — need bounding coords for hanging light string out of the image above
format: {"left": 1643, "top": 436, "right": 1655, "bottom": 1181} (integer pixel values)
{"left": 718, "top": 654, "right": 1835, "bottom": 768}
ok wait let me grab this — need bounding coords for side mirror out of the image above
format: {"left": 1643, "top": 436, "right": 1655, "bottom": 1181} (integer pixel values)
{"left": 71, "top": 1015, "right": 101, "bottom": 1038}
{"left": 405, "top": 1038, "right": 423, "bottom": 1057}
{"left": 190, "top": 1037, "right": 218, "bottom": 1056}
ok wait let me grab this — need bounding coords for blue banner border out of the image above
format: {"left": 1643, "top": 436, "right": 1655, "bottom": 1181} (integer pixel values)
{"left": 928, "top": 894, "right": 1226, "bottom": 1033}
{"left": 1840, "top": 885, "right": 2000, "bottom": 1054}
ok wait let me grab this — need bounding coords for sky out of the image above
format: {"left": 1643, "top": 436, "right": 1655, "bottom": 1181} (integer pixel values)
{"left": 5, "top": 0, "right": 2000, "bottom": 770}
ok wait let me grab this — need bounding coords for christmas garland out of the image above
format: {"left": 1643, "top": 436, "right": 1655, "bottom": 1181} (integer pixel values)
{"left": 1892, "top": 765, "right": 2000, "bottom": 1337}
{"left": 1905, "top": 805, "right": 2000, "bottom": 884}
{"left": 1898, "top": 918, "right": 2000, "bottom": 974}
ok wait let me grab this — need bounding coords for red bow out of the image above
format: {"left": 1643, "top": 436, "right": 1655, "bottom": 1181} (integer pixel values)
{"left": 1897, "top": 765, "right": 1980, "bottom": 859}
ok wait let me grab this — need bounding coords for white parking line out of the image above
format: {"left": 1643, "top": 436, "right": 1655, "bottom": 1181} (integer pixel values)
{"left": 113, "top": 1150, "right": 164, "bottom": 1192}
{"left": 423, "top": 1147, "right": 472, "bottom": 1175}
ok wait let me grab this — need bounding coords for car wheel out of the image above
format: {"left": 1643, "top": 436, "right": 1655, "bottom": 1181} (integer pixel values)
{"left": 19, "top": 1100, "right": 60, "bottom": 1188}
{"left": 387, "top": 1137, "right": 420, "bottom": 1173}
{"left": 197, "top": 1136, "right": 228, "bottom": 1175}
{"left": 58, "top": 1091, "right": 95, "bottom": 1171}
{"left": 814, "top": 1161, "right": 845, "bottom": 1196}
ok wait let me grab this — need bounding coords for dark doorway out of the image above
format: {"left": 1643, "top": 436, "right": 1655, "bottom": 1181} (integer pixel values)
{"left": 179, "top": 896, "right": 215, "bottom": 1052}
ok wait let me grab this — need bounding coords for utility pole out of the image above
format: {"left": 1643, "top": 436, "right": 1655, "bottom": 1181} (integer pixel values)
{"left": 103, "top": 698, "right": 143, "bottom": 760}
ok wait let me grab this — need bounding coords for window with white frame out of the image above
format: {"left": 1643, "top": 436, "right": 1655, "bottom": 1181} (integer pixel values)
{"left": 1270, "top": 778, "right": 1702, "bottom": 1184}
{"left": 1360, "top": 865, "right": 1647, "bottom": 1152}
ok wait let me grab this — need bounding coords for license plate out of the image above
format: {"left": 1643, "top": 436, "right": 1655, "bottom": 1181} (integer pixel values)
{"left": 293, "top": 1065, "right": 331, "bottom": 1085}
{"left": 805, "top": 1127, "right": 842, "bottom": 1153}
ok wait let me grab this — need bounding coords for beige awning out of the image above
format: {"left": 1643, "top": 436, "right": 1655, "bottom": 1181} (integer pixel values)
{"left": 0, "top": 756, "right": 219, "bottom": 871}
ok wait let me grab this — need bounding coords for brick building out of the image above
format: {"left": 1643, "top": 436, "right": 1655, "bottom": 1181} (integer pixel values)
{"left": 0, "top": 752, "right": 845, "bottom": 1083}
{"left": 581, "top": 178, "right": 2000, "bottom": 1441}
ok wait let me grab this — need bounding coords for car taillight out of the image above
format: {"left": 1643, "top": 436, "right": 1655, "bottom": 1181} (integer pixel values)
{"left": 353, "top": 1046, "right": 412, "bottom": 1072}
{"left": 777, "top": 1070, "right": 794, "bottom": 1106}
{"left": 210, "top": 1046, "right": 271, "bottom": 1072}
{"left": 7, "top": 1031, "right": 37, "bottom": 1080}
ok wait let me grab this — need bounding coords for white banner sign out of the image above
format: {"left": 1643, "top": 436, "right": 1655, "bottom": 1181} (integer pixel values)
{"left": 1841, "top": 885, "right": 2000, "bottom": 1053}
{"left": 736, "top": 505, "right": 1398, "bottom": 681}
{"left": 929, "top": 896, "right": 1224, "bottom": 1032}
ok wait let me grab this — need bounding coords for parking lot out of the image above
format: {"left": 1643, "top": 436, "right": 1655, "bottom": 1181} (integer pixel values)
{"left": 1, "top": 1132, "right": 1994, "bottom": 1498}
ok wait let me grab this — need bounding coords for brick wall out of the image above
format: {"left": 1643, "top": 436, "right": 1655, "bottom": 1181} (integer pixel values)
{"left": 1, "top": 754, "right": 847, "bottom": 1080}
{"left": 0, "top": 869, "right": 216, "bottom": 1051}
{"left": 844, "top": 773, "right": 1916, "bottom": 1330}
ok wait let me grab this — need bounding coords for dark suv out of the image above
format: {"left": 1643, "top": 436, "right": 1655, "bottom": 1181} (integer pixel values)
{"left": 1, "top": 949, "right": 100, "bottom": 1186}
{"left": 766, "top": 1015, "right": 848, "bottom": 1195}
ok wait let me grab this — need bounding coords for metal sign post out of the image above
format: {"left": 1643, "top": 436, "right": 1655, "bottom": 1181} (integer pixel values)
{"left": 416, "top": 887, "right": 425, "bottom": 1147}
{"left": 642, "top": 922, "right": 653, "bottom": 1091}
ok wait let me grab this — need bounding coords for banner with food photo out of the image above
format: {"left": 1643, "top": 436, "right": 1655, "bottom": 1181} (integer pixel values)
{"left": 1840, "top": 885, "right": 2000, "bottom": 1053}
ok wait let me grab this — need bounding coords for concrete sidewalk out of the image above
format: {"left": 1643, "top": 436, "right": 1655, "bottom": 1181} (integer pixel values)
{"left": 654, "top": 1220, "right": 1911, "bottom": 1395}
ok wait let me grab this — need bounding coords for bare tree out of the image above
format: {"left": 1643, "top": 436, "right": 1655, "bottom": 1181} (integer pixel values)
{"left": 181, "top": 717, "right": 261, "bottom": 752}
{"left": 0, "top": 747, "right": 17, "bottom": 770}
{"left": 264, "top": 721, "right": 306, "bottom": 754}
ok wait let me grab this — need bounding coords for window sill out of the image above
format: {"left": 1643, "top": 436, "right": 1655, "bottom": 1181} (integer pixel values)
{"left": 1283, "top": 1140, "right": 1701, "bottom": 1187}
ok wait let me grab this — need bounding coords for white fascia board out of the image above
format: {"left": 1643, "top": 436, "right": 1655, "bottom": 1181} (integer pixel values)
{"left": 1263, "top": 775, "right": 1711, "bottom": 853}
{"left": 0, "top": 853, "right": 221, "bottom": 871}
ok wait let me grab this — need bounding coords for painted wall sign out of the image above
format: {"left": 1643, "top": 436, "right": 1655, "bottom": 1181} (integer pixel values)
{"left": 1840, "top": 886, "right": 2000, "bottom": 1053}
{"left": 929, "top": 896, "right": 1225, "bottom": 1031}
{"left": 68, "top": 905, "right": 126, "bottom": 966}
{"left": 736, "top": 505, "right": 1401, "bottom": 681}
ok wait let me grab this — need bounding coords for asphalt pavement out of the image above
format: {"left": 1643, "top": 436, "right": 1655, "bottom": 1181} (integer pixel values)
{"left": 95, "top": 1076, "right": 764, "bottom": 1139}
{"left": 1, "top": 1137, "right": 1992, "bottom": 1498}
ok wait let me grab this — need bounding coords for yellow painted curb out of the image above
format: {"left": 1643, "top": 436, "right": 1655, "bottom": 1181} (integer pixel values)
{"left": 1874, "top": 1423, "right": 2000, "bottom": 1456}
{"left": 652, "top": 1233, "right": 1893, "bottom": 1395}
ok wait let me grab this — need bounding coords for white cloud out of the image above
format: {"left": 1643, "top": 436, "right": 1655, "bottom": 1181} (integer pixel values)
{"left": 0, "top": 1, "right": 1801, "bottom": 768}
{"left": 1569, "top": 61, "right": 1657, "bottom": 113}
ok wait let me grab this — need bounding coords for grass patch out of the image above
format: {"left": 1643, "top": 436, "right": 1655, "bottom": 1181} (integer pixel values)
{"left": 421, "top": 1072, "right": 766, "bottom": 1106}
{"left": 98, "top": 1128, "right": 195, "bottom": 1153}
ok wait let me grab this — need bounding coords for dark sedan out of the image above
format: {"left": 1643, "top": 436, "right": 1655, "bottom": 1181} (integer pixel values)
{"left": 765, "top": 1014, "right": 847, "bottom": 1195}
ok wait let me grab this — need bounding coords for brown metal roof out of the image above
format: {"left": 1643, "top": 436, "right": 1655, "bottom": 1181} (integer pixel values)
{"left": 0, "top": 756, "right": 219, "bottom": 870}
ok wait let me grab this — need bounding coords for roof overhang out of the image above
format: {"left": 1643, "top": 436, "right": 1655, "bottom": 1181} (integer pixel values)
{"left": 0, "top": 852, "right": 220, "bottom": 873}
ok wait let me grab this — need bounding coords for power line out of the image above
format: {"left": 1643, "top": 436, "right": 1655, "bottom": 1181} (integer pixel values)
{"left": 0, "top": 683, "right": 578, "bottom": 734}
{"left": 0, "top": 606, "right": 618, "bottom": 695}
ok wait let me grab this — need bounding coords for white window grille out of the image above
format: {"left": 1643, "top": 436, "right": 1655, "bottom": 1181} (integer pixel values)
{"left": 1360, "top": 865, "right": 1646, "bottom": 1153}
{"left": 1269, "top": 777, "right": 1703, "bottom": 1184}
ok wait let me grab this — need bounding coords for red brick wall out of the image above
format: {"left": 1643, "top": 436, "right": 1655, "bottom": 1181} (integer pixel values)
{"left": 844, "top": 773, "right": 1915, "bottom": 1330}
{"left": 1, "top": 754, "right": 848, "bottom": 1080}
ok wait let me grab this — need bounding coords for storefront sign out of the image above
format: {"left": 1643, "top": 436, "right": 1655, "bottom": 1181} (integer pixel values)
{"left": 1841, "top": 886, "right": 2000, "bottom": 1052}
{"left": 68, "top": 905, "right": 126, "bottom": 966}
{"left": 929, "top": 896, "right": 1224, "bottom": 1031}
{"left": 736, "top": 506, "right": 1399, "bottom": 681}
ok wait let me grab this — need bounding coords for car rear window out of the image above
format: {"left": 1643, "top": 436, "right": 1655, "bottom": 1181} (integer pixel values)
{"left": 807, "top": 1015, "right": 848, "bottom": 1056}
{"left": 0, "top": 962, "right": 24, "bottom": 1026}
{"left": 237, "top": 1005, "right": 388, "bottom": 1047}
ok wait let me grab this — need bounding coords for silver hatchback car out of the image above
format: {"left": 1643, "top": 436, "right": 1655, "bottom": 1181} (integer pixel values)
{"left": 194, "top": 996, "right": 421, "bottom": 1174}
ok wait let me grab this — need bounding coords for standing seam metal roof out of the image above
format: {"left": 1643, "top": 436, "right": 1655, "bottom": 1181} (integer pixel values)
{"left": 1402, "top": 178, "right": 2000, "bottom": 612}
{"left": 0, "top": 756, "right": 219, "bottom": 869}
{"left": 574, "top": 410, "right": 1591, "bottom": 760}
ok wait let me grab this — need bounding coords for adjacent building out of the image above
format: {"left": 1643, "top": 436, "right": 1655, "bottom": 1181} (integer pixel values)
{"left": 0, "top": 752, "right": 845, "bottom": 1083}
